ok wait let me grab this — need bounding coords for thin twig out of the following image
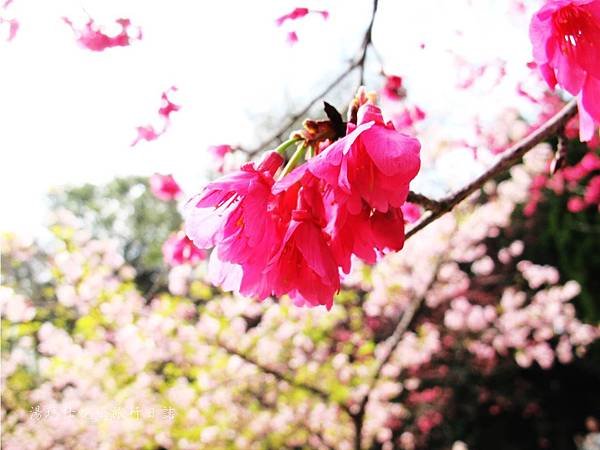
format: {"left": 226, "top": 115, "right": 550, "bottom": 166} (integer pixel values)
{"left": 405, "top": 98, "right": 578, "bottom": 240}
{"left": 248, "top": 0, "right": 380, "bottom": 156}
{"left": 217, "top": 340, "right": 351, "bottom": 415}
{"left": 356, "top": 0, "right": 379, "bottom": 87}
{"left": 407, "top": 191, "right": 444, "bottom": 212}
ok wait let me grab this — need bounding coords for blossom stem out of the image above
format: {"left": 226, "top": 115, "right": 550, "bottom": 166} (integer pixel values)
{"left": 280, "top": 143, "right": 307, "bottom": 178}
{"left": 274, "top": 137, "right": 301, "bottom": 156}
{"left": 306, "top": 145, "right": 315, "bottom": 159}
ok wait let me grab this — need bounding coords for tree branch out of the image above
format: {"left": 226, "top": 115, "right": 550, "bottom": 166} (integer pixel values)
{"left": 350, "top": 264, "right": 441, "bottom": 450}
{"left": 405, "top": 98, "right": 578, "bottom": 240}
{"left": 216, "top": 340, "right": 351, "bottom": 415}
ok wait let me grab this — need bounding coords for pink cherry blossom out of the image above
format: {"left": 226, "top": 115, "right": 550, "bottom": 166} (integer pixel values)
{"left": 264, "top": 184, "right": 340, "bottom": 309}
{"left": 309, "top": 103, "right": 421, "bottom": 214}
{"left": 286, "top": 31, "right": 299, "bottom": 45}
{"left": 162, "top": 231, "right": 206, "bottom": 266}
{"left": 382, "top": 75, "right": 405, "bottom": 101}
{"left": 185, "top": 151, "right": 284, "bottom": 299}
{"left": 131, "top": 88, "right": 180, "bottom": 146}
{"left": 131, "top": 125, "right": 163, "bottom": 146}
{"left": 0, "top": 0, "right": 17, "bottom": 42}
{"left": 584, "top": 175, "right": 600, "bottom": 204}
{"left": 275, "top": 7, "right": 328, "bottom": 26}
{"left": 150, "top": 173, "right": 182, "bottom": 201}
{"left": 63, "top": 17, "right": 141, "bottom": 52}
{"left": 567, "top": 196, "right": 586, "bottom": 212}
{"left": 401, "top": 202, "right": 422, "bottom": 223}
{"left": 158, "top": 86, "right": 180, "bottom": 120}
{"left": 208, "top": 144, "right": 232, "bottom": 160}
{"left": 530, "top": 0, "right": 600, "bottom": 141}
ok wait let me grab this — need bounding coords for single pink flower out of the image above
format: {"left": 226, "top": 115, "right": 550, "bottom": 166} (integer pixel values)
{"left": 0, "top": 0, "right": 17, "bottom": 42}
{"left": 150, "top": 173, "right": 182, "bottom": 201}
{"left": 567, "top": 196, "right": 586, "bottom": 212}
{"left": 275, "top": 7, "right": 328, "bottom": 26}
{"left": 309, "top": 103, "right": 421, "bottom": 214}
{"left": 131, "top": 88, "right": 179, "bottom": 146}
{"left": 401, "top": 202, "right": 422, "bottom": 223}
{"left": 208, "top": 144, "right": 232, "bottom": 159}
{"left": 185, "top": 151, "right": 285, "bottom": 299}
{"left": 324, "top": 200, "right": 407, "bottom": 273}
{"left": 158, "top": 86, "right": 180, "bottom": 120}
{"left": 267, "top": 174, "right": 339, "bottom": 309}
{"left": 392, "top": 105, "right": 426, "bottom": 131}
{"left": 530, "top": 0, "right": 600, "bottom": 141}
{"left": 584, "top": 175, "right": 600, "bottom": 204}
{"left": 286, "top": 31, "right": 299, "bottom": 45}
{"left": 162, "top": 231, "right": 206, "bottom": 266}
{"left": 63, "top": 17, "right": 141, "bottom": 52}
{"left": 131, "top": 125, "right": 163, "bottom": 146}
{"left": 382, "top": 75, "right": 405, "bottom": 100}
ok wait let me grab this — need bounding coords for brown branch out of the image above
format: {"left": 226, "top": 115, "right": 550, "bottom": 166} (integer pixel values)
{"left": 405, "top": 98, "right": 578, "bottom": 240}
{"left": 350, "top": 264, "right": 441, "bottom": 450}
{"left": 407, "top": 191, "right": 444, "bottom": 211}
{"left": 356, "top": 0, "right": 379, "bottom": 87}
{"left": 216, "top": 340, "right": 351, "bottom": 415}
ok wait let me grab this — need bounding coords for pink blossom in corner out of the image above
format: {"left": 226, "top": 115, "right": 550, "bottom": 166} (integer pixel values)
{"left": 63, "top": 17, "right": 142, "bottom": 52}
{"left": 530, "top": 0, "right": 600, "bottom": 141}
{"left": 0, "top": 0, "right": 18, "bottom": 42}
{"left": 150, "top": 174, "right": 182, "bottom": 201}
{"left": 162, "top": 231, "right": 206, "bottom": 266}
{"left": 309, "top": 103, "right": 421, "bottom": 214}
{"left": 275, "top": 7, "right": 329, "bottom": 26}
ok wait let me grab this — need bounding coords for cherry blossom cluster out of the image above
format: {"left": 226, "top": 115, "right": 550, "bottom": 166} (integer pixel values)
{"left": 185, "top": 95, "right": 421, "bottom": 309}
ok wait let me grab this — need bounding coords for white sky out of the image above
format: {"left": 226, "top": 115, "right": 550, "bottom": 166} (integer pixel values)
{"left": 0, "top": 0, "right": 541, "bottom": 235}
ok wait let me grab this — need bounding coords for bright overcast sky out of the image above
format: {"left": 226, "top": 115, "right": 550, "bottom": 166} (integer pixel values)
{"left": 0, "top": 0, "right": 540, "bottom": 235}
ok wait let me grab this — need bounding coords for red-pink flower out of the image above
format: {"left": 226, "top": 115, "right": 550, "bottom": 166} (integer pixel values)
{"left": 567, "top": 196, "right": 586, "bottom": 212}
{"left": 131, "top": 125, "right": 163, "bottom": 146}
{"left": 185, "top": 151, "right": 285, "bottom": 299}
{"left": 286, "top": 31, "right": 299, "bottom": 45}
{"left": 162, "top": 231, "right": 206, "bottom": 266}
{"left": 150, "top": 174, "right": 182, "bottom": 201}
{"left": 131, "top": 88, "right": 180, "bottom": 146}
{"left": 530, "top": 0, "right": 600, "bottom": 141}
{"left": 208, "top": 144, "right": 232, "bottom": 159}
{"left": 401, "top": 202, "right": 422, "bottom": 223}
{"left": 382, "top": 75, "right": 405, "bottom": 100}
{"left": 0, "top": 0, "right": 17, "bottom": 42}
{"left": 158, "top": 86, "right": 180, "bottom": 120}
{"left": 63, "top": 17, "right": 141, "bottom": 52}
{"left": 584, "top": 175, "right": 600, "bottom": 204}
{"left": 268, "top": 173, "right": 340, "bottom": 308}
{"left": 309, "top": 103, "right": 421, "bottom": 214}
{"left": 275, "top": 7, "right": 329, "bottom": 26}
